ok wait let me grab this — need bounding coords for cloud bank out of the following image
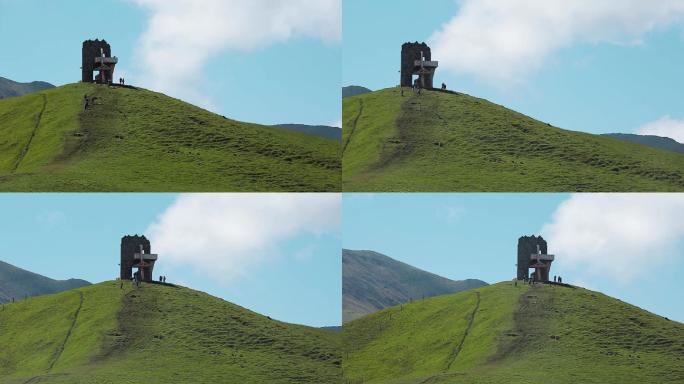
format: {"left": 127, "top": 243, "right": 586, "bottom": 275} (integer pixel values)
{"left": 131, "top": 0, "right": 341, "bottom": 108}
{"left": 429, "top": 0, "right": 684, "bottom": 85}
{"left": 636, "top": 116, "right": 684, "bottom": 144}
{"left": 146, "top": 193, "right": 340, "bottom": 283}
{"left": 541, "top": 194, "right": 684, "bottom": 283}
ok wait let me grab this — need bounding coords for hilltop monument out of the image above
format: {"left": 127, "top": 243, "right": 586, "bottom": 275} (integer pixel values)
{"left": 120, "top": 235, "right": 157, "bottom": 282}
{"left": 517, "top": 235, "right": 554, "bottom": 282}
{"left": 401, "top": 42, "right": 438, "bottom": 89}
{"left": 82, "top": 39, "right": 118, "bottom": 84}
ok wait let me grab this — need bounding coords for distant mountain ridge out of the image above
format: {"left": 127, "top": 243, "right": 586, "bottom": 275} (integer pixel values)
{"left": 0, "top": 76, "right": 54, "bottom": 99}
{"left": 0, "top": 260, "right": 90, "bottom": 303}
{"left": 342, "top": 85, "right": 372, "bottom": 98}
{"left": 342, "top": 249, "right": 487, "bottom": 323}
{"left": 275, "top": 124, "right": 341, "bottom": 140}
{"left": 603, "top": 133, "right": 684, "bottom": 153}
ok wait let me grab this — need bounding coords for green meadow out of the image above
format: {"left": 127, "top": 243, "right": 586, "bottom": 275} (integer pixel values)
{"left": 342, "top": 88, "right": 684, "bottom": 191}
{"left": 344, "top": 282, "right": 684, "bottom": 383}
{"left": 0, "top": 281, "right": 341, "bottom": 383}
{"left": 0, "top": 83, "right": 340, "bottom": 191}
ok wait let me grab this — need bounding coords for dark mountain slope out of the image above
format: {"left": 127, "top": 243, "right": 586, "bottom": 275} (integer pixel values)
{"left": 343, "top": 249, "right": 486, "bottom": 322}
{"left": 603, "top": 133, "right": 684, "bottom": 153}
{"left": 343, "top": 86, "right": 372, "bottom": 98}
{"left": 276, "top": 124, "right": 342, "bottom": 140}
{"left": 0, "top": 76, "right": 54, "bottom": 99}
{"left": 0, "top": 260, "right": 90, "bottom": 303}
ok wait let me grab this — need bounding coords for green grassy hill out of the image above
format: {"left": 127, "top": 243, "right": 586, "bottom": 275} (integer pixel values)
{"left": 342, "top": 88, "right": 684, "bottom": 191}
{"left": 0, "top": 281, "right": 341, "bottom": 383}
{"left": 344, "top": 282, "right": 684, "bottom": 383}
{"left": 0, "top": 83, "right": 340, "bottom": 191}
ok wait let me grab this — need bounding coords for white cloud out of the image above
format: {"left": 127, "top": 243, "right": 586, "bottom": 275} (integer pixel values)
{"left": 36, "top": 211, "right": 65, "bottom": 227}
{"left": 635, "top": 116, "right": 684, "bottom": 144}
{"left": 442, "top": 206, "right": 465, "bottom": 223}
{"left": 429, "top": 0, "right": 684, "bottom": 86}
{"left": 146, "top": 193, "right": 340, "bottom": 283}
{"left": 541, "top": 194, "right": 684, "bottom": 284}
{"left": 131, "top": 0, "right": 341, "bottom": 108}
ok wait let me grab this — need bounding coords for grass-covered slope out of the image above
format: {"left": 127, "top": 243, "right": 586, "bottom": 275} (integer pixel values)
{"left": 343, "top": 250, "right": 486, "bottom": 323}
{"left": 0, "top": 83, "right": 340, "bottom": 191}
{"left": 342, "top": 88, "right": 684, "bottom": 191}
{"left": 0, "top": 281, "right": 341, "bottom": 383}
{"left": 344, "top": 282, "right": 684, "bottom": 384}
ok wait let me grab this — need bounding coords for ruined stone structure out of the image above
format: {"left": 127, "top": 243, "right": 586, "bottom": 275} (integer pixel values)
{"left": 120, "top": 235, "right": 157, "bottom": 282}
{"left": 401, "top": 42, "right": 438, "bottom": 89}
{"left": 517, "top": 235, "right": 554, "bottom": 282}
{"left": 82, "top": 39, "right": 118, "bottom": 84}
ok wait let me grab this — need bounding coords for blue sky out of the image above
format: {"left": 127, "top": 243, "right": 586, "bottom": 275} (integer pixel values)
{"left": 343, "top": 0, "right": 684, "bottom": 139}
{"left": 342, "top": 193, "right": 684, "bottom": 323}
{"left": 0, "top": 0, "right": 341, "bottom": 126}
{"left": 0, "top": 193, "right": 341, "bottom": 327}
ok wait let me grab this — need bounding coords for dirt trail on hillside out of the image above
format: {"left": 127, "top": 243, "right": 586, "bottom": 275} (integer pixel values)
{"left": 445, "top": 291, "right": 481, "bottom": 370}
{"left": 415, "top": 291, "right": 481, "bottom": 384}
{"left": 368, "top": 91, "right": 446, "bottom": 173}
{"left": 48, "top": 291, "right": 84, "bottom": 370}
{"left": 12, "top": 94, "right": 47, "bottom": 172}
{"left": 22, "top": 291, "right": 84, "bottom": 384}
{"left": 343, "top": 98, "right": 363, "bottom": 156}
{"left": 490, "top": 285, "right": 554, "bottom": 361}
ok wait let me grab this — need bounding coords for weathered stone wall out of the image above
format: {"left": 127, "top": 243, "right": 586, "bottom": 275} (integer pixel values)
{"left": 82, "top": 39, "right": 111, "bottom": 83}
{"left": 401, "top": 42, "right": 434, "bottom": 88}
{"left": 517, "top": 235, "right": 548, "bottom": 280}
{"left": 120, "top": 235, "right": 152, "bottom": 281}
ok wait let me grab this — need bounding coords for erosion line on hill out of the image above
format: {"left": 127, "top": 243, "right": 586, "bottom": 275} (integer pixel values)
{"left": 12, "top": 94, "right": 47, "bottom": 172}
{"left": 342, "top": 99, "right": 363, "bottom": 155}
{"left": 444, "top": 291, "right": 481, "bottom": 370}
{"left": 47, "top": 291, "right": 84, "bottom": 371}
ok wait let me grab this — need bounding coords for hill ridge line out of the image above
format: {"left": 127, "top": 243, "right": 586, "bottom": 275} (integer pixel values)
{"left": 12, "top": 93, "right": 47, "bottom": 172}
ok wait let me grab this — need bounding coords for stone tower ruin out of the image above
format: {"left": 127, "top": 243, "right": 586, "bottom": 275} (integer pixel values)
{"left": 401, "top": 42, "right": 438, "bottom": 89}
{"left": 120, "top": 235, "right": 157, "bottom": 282}
{"left": 82, "top": 39, "right": 118, "bottom": 84}
{"left": 517, "top": 235, "right": 554, "bottom": 282}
